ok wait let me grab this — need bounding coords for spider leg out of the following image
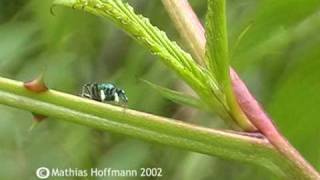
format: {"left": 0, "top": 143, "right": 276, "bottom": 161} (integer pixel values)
{"left": 91, "top": 83, "right": 102, "bottom": 101}
{"left": 82, "top": 93, "right": 92, "bottom": 99}
{"left": 81, "top": 84, "right": 100, "bottom": 101}
{"left": 81, "top": 84, "right": 91, "bottom": 97}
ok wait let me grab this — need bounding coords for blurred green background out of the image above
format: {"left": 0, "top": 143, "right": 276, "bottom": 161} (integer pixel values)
{"left": 0, "top": 0, "right": 319, "bottom": 179}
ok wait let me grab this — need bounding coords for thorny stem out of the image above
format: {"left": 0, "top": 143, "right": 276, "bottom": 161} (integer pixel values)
{"left": 0, "top": 76, "right": 292, "bottom": 178}
{"left": 161, "top": 0, "right": 320, "bottom": 179}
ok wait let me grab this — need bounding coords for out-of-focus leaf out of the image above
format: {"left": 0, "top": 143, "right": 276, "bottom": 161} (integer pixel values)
{"left": 231, "top": 22, "right": 253, "bottom": 56}
{"left": 96, "top": 140, "right": 150, "bottom": 180}
{"left": 239, "top": 0, "right": 320, "bottom": 50}
{"left": 233, "top": 0, "right": 320, "bottom": 70}
{"left": 173, "top": 153, "right": 216, "bottom": 180}
{"left": 268, "top": 46, "right": 320, "bottom": 170}
{"left": 0, "top": 22, "right": 38, "bottom": 72}
{"left": 16, "top": 52, "right": 78, "bottom": 92}
{"left": 0, "top": 0, "right": 28, "bottom": 22}
{"left": 142, "top": 80, "right": 206, "bottom": 110}
{"left": 234, "top": 11, "right": 320, "bottom": 70}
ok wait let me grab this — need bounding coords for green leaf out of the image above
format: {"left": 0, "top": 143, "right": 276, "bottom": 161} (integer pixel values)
{"left": 205, "top": 0, "right": 229, "bottom": 90}
{"left": 52, "top": 0, "right": 236, "bottom": 128}
{"left": 52, "top": 0, "right": 259, "bottom": 131}
{"left": 232, "top": 0, "right": 320, "bottom": 69}
{"left": 53, "top": 0, "right": 205, "bottom": 91}
{"left": 205, "top": 0, "right": 255, "bottom": 131}
{"left": 231, "top": 22, "right": 253, "bottom": 56}
{"left": 268, "top": 46, "right": 320, "bottom": 170}
{"left": 0, "top": 22, "right": 39, "bottom": 72}
{"left": 142, "top": 80, "right": 206, "bottom": 110}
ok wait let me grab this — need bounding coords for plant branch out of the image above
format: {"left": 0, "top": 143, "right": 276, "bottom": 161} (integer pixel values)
{"left": 161, "top": 0, "right": 205, "bottom": 64}
{"left": 161, "top": 0, "right": 320, "bottom": 179}
{"left": 230, "top": 71, "right": 320, "bottom": 179}
{"left": 53, "top": 0, "right": 242, "bottom": 129}
{"left": 0, "top": 76, "right": 291, "bottom": 177}
{"left": 161, "top": 0, "right": 206, "bottom": 63}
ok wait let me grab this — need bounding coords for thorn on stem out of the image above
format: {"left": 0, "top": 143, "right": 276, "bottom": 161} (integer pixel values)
{"left": 32, "top": 113, "right": 48, "bottom": 122}
{"left": 24, "top": 74, "right": 48, "bottom": 93}
{"left": 28, "top": 113, "right": 47, "bottom": 132}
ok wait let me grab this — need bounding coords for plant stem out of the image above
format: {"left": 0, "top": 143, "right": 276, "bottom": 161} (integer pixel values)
{"left": 161, "top": 0, "right": 205, "bottom": 64}
{"left": 161, "top": 0, "right": 320, "bottom": 179}
{"left": 205, "top": 0, "right": 256, "bottom": 132}
{"left": 0, "top": 76, "right": 289, "bottom": 177}
{"left": 230, "top": 70, "right": 320, "bottom": 179}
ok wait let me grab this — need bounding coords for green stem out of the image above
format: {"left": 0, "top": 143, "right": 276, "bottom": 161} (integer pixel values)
{"left": 0, "top": 76, "right": 294, "bottom": 178}
{"left": 205, "top": 0, "right": 256, "bottom": 131}
{"left": 206, "top": 0, "right": 229, "bottom": 88}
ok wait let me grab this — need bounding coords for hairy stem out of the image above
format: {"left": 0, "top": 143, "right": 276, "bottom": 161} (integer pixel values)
{"left": 161, "top": 0, "right": 319, "bottom": 179}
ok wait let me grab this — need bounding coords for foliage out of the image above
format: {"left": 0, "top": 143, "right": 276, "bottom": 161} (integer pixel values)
{"left": 0, "top": 0, "right": 319, "bottom": 179}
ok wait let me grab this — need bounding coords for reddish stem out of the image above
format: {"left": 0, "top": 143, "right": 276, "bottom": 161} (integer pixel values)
{"left": 230, "top": 69, "right": 318, "bottom": 179}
